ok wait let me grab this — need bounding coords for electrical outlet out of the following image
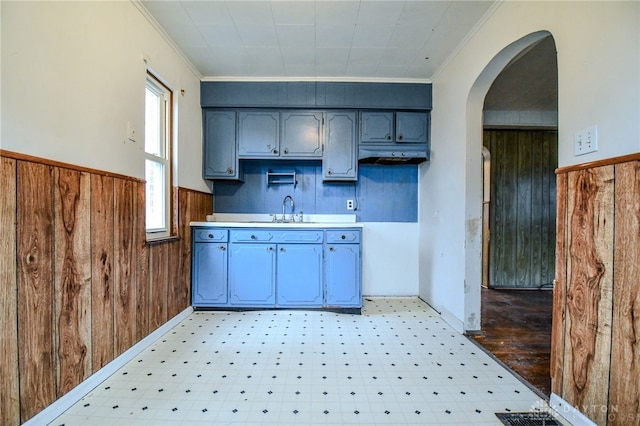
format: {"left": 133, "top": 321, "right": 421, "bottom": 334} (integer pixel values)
{"left": 574, "top": 125, "right": 598, "bottom": 156}
{"left": 346, "top": 199, "right": 354, "bottom": 210}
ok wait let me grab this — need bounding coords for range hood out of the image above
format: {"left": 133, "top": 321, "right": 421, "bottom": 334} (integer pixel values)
{"left": 358, "top": 147, "right": 429, "bottom": 165}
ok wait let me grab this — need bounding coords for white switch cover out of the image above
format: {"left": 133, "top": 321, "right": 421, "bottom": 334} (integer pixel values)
{"left": 574, "top": 125, "right": 598, "bottom": 156}
{"left": 126, "top": 121, "right": 136, "bottom": 142}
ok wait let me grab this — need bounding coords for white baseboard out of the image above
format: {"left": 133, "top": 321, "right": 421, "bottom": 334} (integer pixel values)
{"left": 439, "top": 306, "right": 465, "bottom": 334}
{"left": 550, "top": 393, "right": 597, "bottom": 426}
{"left": 23, "top": 306, "right": 194, "bottom": 426}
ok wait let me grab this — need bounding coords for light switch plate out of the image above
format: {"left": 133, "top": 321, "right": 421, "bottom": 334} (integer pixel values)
{"left": 574, "top": 125, "right": 598, "bottom": 156}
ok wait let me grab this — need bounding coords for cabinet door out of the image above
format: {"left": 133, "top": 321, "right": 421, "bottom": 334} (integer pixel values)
{"left": 323, "top": 111, "right": 358, "bottom": 181}
{"left": 228, "top": 243, "right": 276, "bottom": 306}
{"left": 360, "top": 111, "right": 394, "bottom": 143}
{"left": 203, "top": 110, "right": 239, "bottom": 179}
{"left": 325, "top": 244, "right": 361, "bottom": 307}
{"left": 238, "top": 111, "right": 280, "bottom": 157}
{"left": 276, "top": 244, "right": 323, "bottom": 307}
{"left": 395, "top": 112, "right": 428, "bottom": 143}
{"left": 192, "top": 243, "right": 228, "bottom": 306}
{"left": 281, "top": 111, "right": 323, "bottom": 157}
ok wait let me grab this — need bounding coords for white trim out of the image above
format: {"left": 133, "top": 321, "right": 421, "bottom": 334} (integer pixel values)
{"left": 550, "top": 393, "right": 597, "bottom": 426}
{"left": 431, "top": 1, "right": 504, "bottom": 82}
{"left": 131, "top": 0, "right": 203, "bottom": 80}
{"left": 23, "top": 307, "right": 194, "bottom": 426}
{"left": 439, "top": 306, "right": 465, "bottom": 334}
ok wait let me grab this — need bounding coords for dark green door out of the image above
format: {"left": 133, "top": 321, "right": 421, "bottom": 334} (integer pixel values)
{"left": 484, "top": 129, "right": 557, "bottom": 289}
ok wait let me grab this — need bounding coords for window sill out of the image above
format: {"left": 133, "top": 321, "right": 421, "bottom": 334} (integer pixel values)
{"left": 146, "top": 235, "right": 181, "bottom": 245}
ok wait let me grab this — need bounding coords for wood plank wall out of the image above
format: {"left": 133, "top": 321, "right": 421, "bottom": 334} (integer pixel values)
{"left": 552, "top": 155, "right": 640, "bottom": 426}
{"left": 0, "top": 151, "right": 212, "bottom": 425}
{"left": 483, "top": 130, "right": 557, "bottom": 288}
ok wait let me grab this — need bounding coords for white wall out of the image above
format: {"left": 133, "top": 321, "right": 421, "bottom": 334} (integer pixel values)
{"left": 1, "top": 1, "right": 208, "bottom": 192}
{"left": 420, "top": 1, "right": 640, "bottom": 332}
{"left": 362, "top": 223, "right": 419, "bottom": 296}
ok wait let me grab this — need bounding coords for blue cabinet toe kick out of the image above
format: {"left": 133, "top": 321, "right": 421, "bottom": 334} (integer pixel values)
{"left": 193, "top": 306, "right": 361, "bottom": 315}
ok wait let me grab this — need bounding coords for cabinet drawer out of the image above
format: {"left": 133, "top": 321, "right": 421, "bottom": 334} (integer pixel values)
{"left": 231, "top": 230, "right": 276, "bottom": 243}
{"left": 194, "top": 229, "right": 228, "bottom": 242}
{"left": 326, "top": 230, "right": 361, "bottom": 244}
{"left": 275, "top": 230, "right": 324, "bottom": 243}
{"left": 231, "top": 230, "right": 324, "bottom": 243}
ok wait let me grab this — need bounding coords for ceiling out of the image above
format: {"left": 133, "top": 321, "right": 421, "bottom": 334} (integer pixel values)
{"left": 140, "top": 0, "right": 557, "bottom": 111}
{"left": 140, "top": 0, "right": 495, "bottom": 82}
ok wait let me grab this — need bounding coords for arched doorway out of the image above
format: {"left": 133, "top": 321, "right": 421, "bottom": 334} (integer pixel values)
{"left": 467, "top": 32, "right": 557, "bottom": 395}
{"left": 483, "top": 35, "right": 558, "bottom": 290}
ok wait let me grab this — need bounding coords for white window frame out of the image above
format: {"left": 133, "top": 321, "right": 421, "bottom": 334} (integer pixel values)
{"left": 145, "top": 72, "right": 173, "bottom": 240}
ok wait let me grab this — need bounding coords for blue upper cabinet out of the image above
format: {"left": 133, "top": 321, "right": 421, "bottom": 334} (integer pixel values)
{"left": 280, "top": 111, "right": 323, "bottom": 158}
{"left": 238, "top": 111, "right": 280, "bottom": 157}
{"left": 360, "top": 112, "right": 394, "bottom": 143}
{"left": 323, "top": 111, "right": 358, "bottom": 181}
{"left": 203, "top": 110, "right": 240, "bottom": 180}
{"left": 396, "top": 112, "right": 428, "bottom": 143}
{"left": 360, "top": 111, "right": 428, "bottom": 144}
{"left": 238, "top": 110, "right": 323, "bottom": 159}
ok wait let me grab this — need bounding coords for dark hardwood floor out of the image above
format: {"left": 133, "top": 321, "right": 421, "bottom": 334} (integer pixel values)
{"left": 470, "top": 287, "right": 553, "bottom": 397}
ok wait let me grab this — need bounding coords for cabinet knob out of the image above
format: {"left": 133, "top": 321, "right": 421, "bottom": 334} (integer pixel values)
{"left": 226, "top": 167, "right": 234, "bottom": 174}
{"left": 208, "top": 234, "right": 214, "bottom": 238}
{"left": 329, "top": 247, "right": 335, "bottom": 252}
{"left": 386, "top": 135, "right": 392, "bottom": 140}
{"left": 272, "top": 149, "right": 278, "bottom": 154}
{"left": 219, "top": 245, "right": 226, "bottom": 251}
{"left": 327, "top": 169, "right": 333, "bottom": 175}
{"left": 250, "top": 235, "right": 256, "bottom": 240}
{"left": 341, "top": 235, "right": 346, "bottom": 240}
{"left": 268, "top": 246, "right": 274, "bottom": 252}
{"left": 283, "top": 148, "right": 289, "bottom": 155}
{"left": 280, "top": 247, "right": 285, "bottom": 252}
{"left": 398, "top": 134, "right": 403, "bottom": 141}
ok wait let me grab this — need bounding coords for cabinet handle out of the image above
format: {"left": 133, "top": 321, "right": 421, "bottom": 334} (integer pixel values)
{"left": 226, "top": 167, "right": 234, "bottom": 174}
{"left": 283, "top": 148, "right": 289, "bottom": 155}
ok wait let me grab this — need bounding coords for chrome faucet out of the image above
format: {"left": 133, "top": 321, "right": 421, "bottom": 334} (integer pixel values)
{"left": 282, "top": 195, "right": 294, "bottom": 222}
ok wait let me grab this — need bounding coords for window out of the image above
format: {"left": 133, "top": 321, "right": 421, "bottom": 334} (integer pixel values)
{"left": 145, "top": 72, "right": 172, "bottom": 239}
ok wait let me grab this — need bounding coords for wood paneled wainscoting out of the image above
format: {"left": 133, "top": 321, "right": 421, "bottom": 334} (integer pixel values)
{"left": 552, "top": 154, "right": 640, "bottom": 426}
{"left": 0, "top": 151, "right": 212, "bottom": 425}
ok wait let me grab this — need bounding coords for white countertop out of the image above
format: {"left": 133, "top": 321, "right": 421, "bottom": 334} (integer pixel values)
{"left": 191, "top": 213, "right": 363, "bottom": 229}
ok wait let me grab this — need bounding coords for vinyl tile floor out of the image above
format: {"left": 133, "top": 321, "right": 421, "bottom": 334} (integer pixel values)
{"left": 52, "top": 298, "right": 562, "bottom": 425}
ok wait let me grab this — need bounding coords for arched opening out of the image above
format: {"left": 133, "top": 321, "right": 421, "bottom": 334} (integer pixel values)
{"left": 465, "top": 31, "right": 558, "bottom": 396}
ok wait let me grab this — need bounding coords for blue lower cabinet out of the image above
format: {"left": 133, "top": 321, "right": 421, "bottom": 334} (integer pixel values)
{"left": 277, "top": 244, "right": 323, "bottom": 307}
{"left": 229, "top": 243, "right": 276, "bottom": 306}
{"left": 192, "top": 227, "right": 362, "bottom": 310}
{"left": 192, "top": 231, "right": 229, "bottom": 307}
{"left": 325, "top": 243, "right": 361, "bottom": 307}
